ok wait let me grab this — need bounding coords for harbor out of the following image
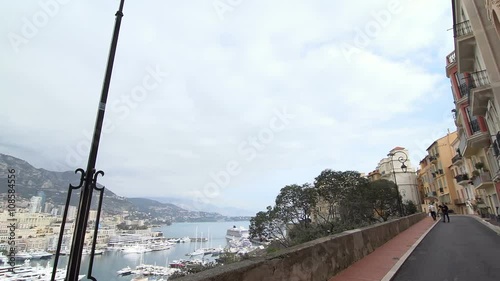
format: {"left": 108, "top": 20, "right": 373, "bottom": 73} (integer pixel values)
{"left": 1, "top": 221, "right": 251, "bottom": 281}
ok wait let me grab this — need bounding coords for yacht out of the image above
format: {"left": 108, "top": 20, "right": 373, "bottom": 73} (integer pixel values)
{"left": 225, "top": 226, "right": 250, "bottom": 242}
{"left": 117, "top": 266, "right": 132, "bottom": 275}
{"left": 121, "top": 244, "right": 152, "bottom": 254}
{"left": 28, "top": 250, "right": 53, "bottom": 259}
{"left": 14, "top": 251, "right": 33, "bottom": 260}
{"left": 0, "top": 260, "right": 85, "bottom": 280}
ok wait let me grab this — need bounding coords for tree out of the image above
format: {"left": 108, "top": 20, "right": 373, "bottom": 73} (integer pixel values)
{"left": 339, "top": 181, "right": 375, "bottom": 225}
{"left": 314, "top": 170, "right": 372, "bottom": 229}
{"left": 403, "top": 200, "right": 418, "bottom": 215}
{"left": 249, "top": 183, "right": 318, "bottom": 247}
{"left": 365, "top": 179, "right": 400, "bottom": 221}
{"left": 274, "top": 183, "right": 317, "bottom": 228}
{"left": 249, "top": 206, "right": 290, "bottom": 247}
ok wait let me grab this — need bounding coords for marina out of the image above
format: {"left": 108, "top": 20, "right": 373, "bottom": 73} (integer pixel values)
{"left": 1, "top": 221, "right": 251, "bottom": 281}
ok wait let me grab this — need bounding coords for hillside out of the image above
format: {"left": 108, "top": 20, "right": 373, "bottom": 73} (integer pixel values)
{"left": 0, "top": 153, "right": 225, "bottom": 221}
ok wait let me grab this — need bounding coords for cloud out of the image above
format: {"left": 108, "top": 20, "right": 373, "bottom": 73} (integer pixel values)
{"left": 0, "top": 0, "right": 455, "bottom": 212}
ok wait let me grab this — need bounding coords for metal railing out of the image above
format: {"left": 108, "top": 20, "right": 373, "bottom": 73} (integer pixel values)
{"left": 470, "top": 119, "right": 481, "bottom": 134}
{"left": 426, "top": 191, "right": 437, "bottom": 197}
{"left": 452, "top": 154, "right": 462, "bottom": 164}
{"left": 455, "top": 174, "right": 469, "bottom": 182}
{"left": 471, "top": 173, "right": 492, "bottom": 186}
{"left": 457, "top": 82, "right": 471, "bottom": 99}
{"left": 454, "top": 20, "right": 473, "bottom": 37}
{"left": 469, "top": 70, "right": 490, "bottom": 88}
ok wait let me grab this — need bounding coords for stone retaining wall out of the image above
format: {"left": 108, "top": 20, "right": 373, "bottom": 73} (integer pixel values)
{"left": 175, "top": 213, "right": 426, "bottom": 281}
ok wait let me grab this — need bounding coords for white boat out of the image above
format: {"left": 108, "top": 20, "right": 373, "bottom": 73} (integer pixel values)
{"left": 14, "top": 251, "right": 33, "bottom": 260}
{"left": 226, "top": 226, "right": 250, "bottom": 241}
{"left": 180, "top": 236, "right": 190, "bottom": 243}
{"left": 122, "top": 244, "right": 152, "bottom": 254}
{"left": 0, "top": 260, "right": 85, "bottom": 280}
{"left": 186, "top": 248, "right": 205, "bottom": 257}
{"left": 117, "top": 266, "right": 132, "bottom": 275}
{"left": 28, "top": 250, "right": 53, "bottom": 259}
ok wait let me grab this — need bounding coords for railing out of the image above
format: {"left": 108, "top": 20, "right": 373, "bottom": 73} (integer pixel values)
{"left": 452, "top": 154, "right": 462, "bottom": 163}
{"left": 454, "top": 198, "right": 466, "bottom": 205}
{"left": 486, "top": 147, "right": 500, "bottom": 179}
{"left": 470, "top": 119, "right": 481, "bottom": 134}
{"left": 471, "top": 173, "right": 492, "bottom": 187}
{"left": 454, "top": 20, "right": 473, "bottom": 37}
{"left": 447, "top": 51, "right": 456, "bottom": 65}
{"left": 426, "top": 191, "right": 437, "bottom": 197}
{"left": 429, "top": 156, "right": 437, "bottom": 162}
{"left": 469, "top": 70, "right": 490, "bottom": 88}
{"left": 455, "top": 174, "right": 469, "bottom": 182}
{"left": 493, "top": 140, "right": 500, "bottom": 157}
{"left": 457, "top": 82, "right": 471, "bottom": 99}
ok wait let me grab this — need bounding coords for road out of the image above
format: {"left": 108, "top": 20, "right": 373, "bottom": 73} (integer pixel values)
{"left": 392, "top": 215, "right": 500, "bottom": 281}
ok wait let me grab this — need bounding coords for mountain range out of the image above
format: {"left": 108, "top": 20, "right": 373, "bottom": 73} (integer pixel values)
{"left": 0, "top": 153, "right": 241, "bottom": 222}
{"left": 146, "top": 196, "right": 256, "bottom": 217}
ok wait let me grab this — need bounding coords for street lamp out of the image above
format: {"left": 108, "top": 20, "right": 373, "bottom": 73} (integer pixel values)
{"left": 387, "top": 150, "right": 409, "bottom": 216}
{"left": 51, "top": 1, "right": 126, "bottom": 280}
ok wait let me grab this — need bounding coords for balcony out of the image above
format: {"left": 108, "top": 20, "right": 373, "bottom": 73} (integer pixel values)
{"left": 446, "top": 51, "right": 456, "bottom": 67}
{"left": 446, "top": 50, "right": 457, "bottom": 77}
{"left": 429, "top": 156, "right": 437, "bottom": 163}
{"left": 456, "top": 83, "right": 470, "bottom": 104}
{"left": 425, "top": 191, "right": 438, "bottom": 199}
{"left": 470, "top": 172, "right": 495, "bottom": 190}
{"left": 451, "top": 154, "right": 463, "bottom": 165}
{"left": 469, "top": 70, "right": 494, "bottom": 116}
{"left": 454, "top": 20, "right": 476, "bottom": 73}
{"left": 462, "top": 119, "right": 490, "bottom": 157}
{"left": 454, "top": 198, "right": 466, "bottom": 205}
{"left": 455, "top": 173, "right": 469, "bottom": 186}
{"left": 486, "top": 145, "right": 500, "bottom": 182}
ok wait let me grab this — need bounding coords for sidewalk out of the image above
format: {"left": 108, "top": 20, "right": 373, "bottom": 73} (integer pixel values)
{"left": 329, "top": 216, "right": 438, "bottom": 281}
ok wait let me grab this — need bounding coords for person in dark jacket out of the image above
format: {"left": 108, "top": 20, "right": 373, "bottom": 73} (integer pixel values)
{"left": 439, "top": 203, "right": 450, "bottom": 223}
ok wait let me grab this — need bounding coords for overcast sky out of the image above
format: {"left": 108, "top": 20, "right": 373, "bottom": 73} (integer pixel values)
{"left": 1, "top": 0, "right": 455, "bottom": 213}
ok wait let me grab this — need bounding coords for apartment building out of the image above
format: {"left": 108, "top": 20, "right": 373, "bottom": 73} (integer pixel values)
{"left": 418, "top": 155, "right": 437, "bottom": 211}
{"left": 425, "top": 132, "right": 459, "bottom": 212}
{"left": 447, "top": 0, "right": 500, "bottom": 218}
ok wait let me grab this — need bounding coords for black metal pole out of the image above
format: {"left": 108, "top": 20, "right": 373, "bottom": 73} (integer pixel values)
{"left": 65, "top": 1, "right": 125, "bottom": 280}
{"left": 388, "top": 152, "right": 405, "bottom": 217}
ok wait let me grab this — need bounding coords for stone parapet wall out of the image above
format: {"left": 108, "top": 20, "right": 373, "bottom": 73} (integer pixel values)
{"left": 176, "top": 213, "right": 426, "bottom": 281}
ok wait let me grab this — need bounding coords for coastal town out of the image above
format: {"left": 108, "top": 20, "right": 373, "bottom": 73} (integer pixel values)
{"left": 0, "top": 191, "right": 258, "bottom": 280}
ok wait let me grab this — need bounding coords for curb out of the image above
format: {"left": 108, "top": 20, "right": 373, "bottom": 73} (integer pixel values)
{"left": 467, "top": 215, "right": 500, "bottom": 235}
{"left": 380, "top": 219, "right": 439, "bottom": 281}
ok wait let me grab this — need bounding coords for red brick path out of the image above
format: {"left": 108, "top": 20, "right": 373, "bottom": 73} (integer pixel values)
{"left": 329, "top": 216, "right": 437, "bottom": 281}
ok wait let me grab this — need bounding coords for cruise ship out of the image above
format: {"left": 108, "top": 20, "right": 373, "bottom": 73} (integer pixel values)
{"left": 225, "top": 226, "right": 250, "bottom": 242}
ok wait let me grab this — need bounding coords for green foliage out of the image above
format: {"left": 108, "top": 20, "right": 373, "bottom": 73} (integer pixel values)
{"left": 403, "top": 200, "right": 418, "bottom": 215}
{"left": 365, "top": 179, "right": 400, "bottom": 221}
{"left": 249, "top": 170, "right": 417, "bottom": 252}
{"left": 475, "top": 162, "right": 484, "bottom": 170}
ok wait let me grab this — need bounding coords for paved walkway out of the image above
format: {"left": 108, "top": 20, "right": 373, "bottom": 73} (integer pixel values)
{"left": 392, "top": 215, "right": 500, "bottom": 281}
{"left": 329, "top": 215, "right": 500, "bottom": 281}
{"left": 329, "top": 216, "right": 437, "bottom": 281}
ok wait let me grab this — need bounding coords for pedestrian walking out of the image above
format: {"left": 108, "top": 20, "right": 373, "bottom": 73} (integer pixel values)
{"left": 428, "top": 203, "right": 437, "bottom": 221}
{"left": 439, "top": 203, "right": 450, "bottom": 223}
